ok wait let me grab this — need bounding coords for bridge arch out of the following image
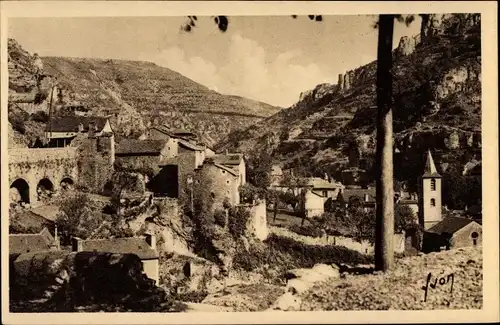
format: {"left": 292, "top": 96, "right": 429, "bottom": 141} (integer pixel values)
{"left": 10, "top": 178, "right": 30, "bottom": 204}
{"left": 37, "top": 178, "right": 55, "bottom": 200}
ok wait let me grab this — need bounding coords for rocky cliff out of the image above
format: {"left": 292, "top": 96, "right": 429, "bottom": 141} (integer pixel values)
{"left": 7, "top": 39, "right": 282, "bottom": 147}
{"left": 217, "top": 14, "right": 482, "bottom": 195}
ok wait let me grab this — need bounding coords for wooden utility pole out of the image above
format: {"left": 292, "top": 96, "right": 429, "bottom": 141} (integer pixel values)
{"left": 375, "top": 14, "right": 395, "bottom": 271}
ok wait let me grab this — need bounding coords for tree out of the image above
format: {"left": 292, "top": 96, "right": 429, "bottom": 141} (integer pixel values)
{"left": 56, "top": 192, "right": 98, "bottom": 245}
{"left": 374, "top": 14, "right": 396, "bottom": 271}
{"left": 246, "top": 151, "right": 273, "bottom": 189}
{"left": 183, "top": 13, "right": 418, "bottom": 272}
{"left": 374, "top": 14, "right": 418, "bottom": 271}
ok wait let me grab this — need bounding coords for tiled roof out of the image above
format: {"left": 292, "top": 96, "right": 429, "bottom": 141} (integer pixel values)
{"left": 178, "top": 139, "right": 205, "bottom": 151}
{"left": 213, "top": 163, "right": 239, "bottom": 177}
{"left": 426, "top": 216, "right": 478, "bottom": 235}
{"left": 152, "top": 126, "right": 174, "bottom": 137}
{"left": 78, "top": 237, "right": 158, "bottom": 260}
{"left": 9, "top": 228, "right": 55, "bottom": 254}
{"left": 45, "top": 116, "right": 108, "bottom": 133}
{"left": 212, "top": 153, "right": 243, "bottom": 165}
{"left": 306, "top": 177, "right": 343, "bottom": 190}
{"left": 338, "top": 187, "right": 376, "bottom": 203}
{"left": 116, "top": 139, "right": 167, "bottom": 155}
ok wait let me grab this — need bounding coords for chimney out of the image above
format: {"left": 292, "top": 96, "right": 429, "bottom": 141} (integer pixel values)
{"left": 145, "top": 233, "right": 157, "bottom": 250}
{"left": 364, "top": 193, "right": 370, "bottom": 202}
{"left": 71, "top": 237, "right": 83, "bottom": 252}
{"left": 225, "top": 149, "right": 229, "bottom": 155}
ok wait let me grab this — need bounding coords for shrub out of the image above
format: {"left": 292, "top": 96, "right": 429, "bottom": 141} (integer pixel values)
{"left": 288, "top": 224, "right": 323, "bottom": 238}
{"left": 213, "top": 209, "right": 227, "bottom": 227}
{"left": 228, "top": 206, "right": 251, "bottom": 239}
{"left": 31, "top": 111, "right": 49, "bottom": 123}
{"left": 233, "top": 234, "right": 373, "bottom": 274}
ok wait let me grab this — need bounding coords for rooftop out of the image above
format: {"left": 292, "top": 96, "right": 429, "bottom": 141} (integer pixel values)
{"left": 116, "top": 139, "right": 167, "bottom": 155}
{"left": 338, "top": 187, "right": 376, "bottom": 203}
{"left": 426, "top": 216, "right": 479, "bottom": 235}
{"left": 9, "top": 228, "right": 56, "bottom": 254}
{"left": 77, "top": 236, "right": 158, "bottom": 260}
{"left": 178, "top": 138, "right": 205, "bottom": 151}
{"left": 212, "top": 153, "right": 244, "bottom": 165}
{"left": 45, "top": 116, "right": 109, "bottom": 133}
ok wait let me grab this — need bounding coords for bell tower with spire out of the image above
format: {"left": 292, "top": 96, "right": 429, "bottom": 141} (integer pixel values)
{"left": 418, "top": 150, "right": 442, "bottom": 229}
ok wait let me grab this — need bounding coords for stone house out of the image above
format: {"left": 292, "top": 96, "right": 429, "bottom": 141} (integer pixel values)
{"left": 44, "top": 116, "right": 113, "bottom": 148}
{"left": 308, "top": 177, "right": 344, "bottom": 199}
{"left": 303, "top": 188, "right": 325, "bottom": 218}
{"left": 115, "top": 139, "right": 169, "bottom": 171}
{"left": 9, "top": 227, "right": 60, "bottom": 254}
{"left": 193, "top": 159, "right": 241, "bottom": 213}
{"left": 422, "top": 216, "right": 482, "bottom": 253}
{"left": 335, "top": 186, "right": 376, "bottom": 212}
{"left": 212, "top": 153, "right": 246, "bottom": 187}
{"left": 72, "top": 234, "right": 160, "bottom": 285}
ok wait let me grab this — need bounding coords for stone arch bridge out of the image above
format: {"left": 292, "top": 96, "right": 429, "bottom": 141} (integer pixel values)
{"left": 8, "top": 148, "right": 79, "bottom": 206}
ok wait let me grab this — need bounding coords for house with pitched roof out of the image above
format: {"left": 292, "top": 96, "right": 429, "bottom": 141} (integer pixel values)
{"left": 335, "top": 186, "right": 377, "bottom": 212}
{"left": 44, "top": 116, "right": 113, "bottom": 147}
{"left": 193, "top": 159, "right": 241, "bottom": 213}
{"left": 72, "top": 234, "right": 159, "bottom": 284}
{"left": 115, "top": 139, "right": 170, "bottom": 172}
{"left": 212, "top": 152, "right": 246, "bottom": 187}
{"left": 9, "top": 227, "right": 59, "bottom": 254}
{"left": 422, "top": 216, "right": 482, "bottom": 253}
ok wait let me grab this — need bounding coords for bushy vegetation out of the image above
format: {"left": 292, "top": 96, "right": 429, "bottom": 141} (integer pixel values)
{"left": 233, "top": 234, "right": 373, "bottom": 275}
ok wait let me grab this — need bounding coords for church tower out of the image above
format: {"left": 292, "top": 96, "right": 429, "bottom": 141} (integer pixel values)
{"left": 418, "top": 150, "right": 442, "bottom": 230}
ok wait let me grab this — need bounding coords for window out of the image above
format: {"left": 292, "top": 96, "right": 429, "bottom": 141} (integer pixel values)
{"left": 430, "top": 198, "right": 436, "bottom": 207}
{"left": 226, "top": 180, "right": 230, "bottom": 184}
{"left": 471, "top": 232, "right": 479, "bottom": 246}
{"left": 430, "top": 178, "right": 436, "bottom": 191}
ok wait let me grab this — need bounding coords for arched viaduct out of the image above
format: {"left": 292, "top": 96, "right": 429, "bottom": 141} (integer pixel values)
{"left": 8, "top": 148, "right": 79, "bottom": 206}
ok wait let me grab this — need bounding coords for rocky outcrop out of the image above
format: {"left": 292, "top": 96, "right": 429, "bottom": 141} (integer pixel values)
{"left": 10, "top": 251, "right": 170, "bottom": 311}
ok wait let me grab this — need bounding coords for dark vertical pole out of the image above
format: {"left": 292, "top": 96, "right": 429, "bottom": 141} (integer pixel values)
{"left": 375, "top": 14, "right": 395, "bottom": 271}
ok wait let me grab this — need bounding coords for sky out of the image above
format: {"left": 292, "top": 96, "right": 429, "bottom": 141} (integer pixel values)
{"left": 9, "top": 16, "right": 421, "bottom": 107}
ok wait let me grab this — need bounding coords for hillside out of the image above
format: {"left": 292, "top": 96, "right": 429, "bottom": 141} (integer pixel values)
{"left": 299, "top": 246, "right": 482, "bottom": 310}
{"left": 217, "top": 14, "right": 482, "bottom": 194}
{"left": 7, "top": 38, "right": 282, "bottom": 147}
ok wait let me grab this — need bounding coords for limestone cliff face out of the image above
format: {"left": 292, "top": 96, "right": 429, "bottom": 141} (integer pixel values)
{"left": 218, "top": 13, "right": 482, "bottom": 190}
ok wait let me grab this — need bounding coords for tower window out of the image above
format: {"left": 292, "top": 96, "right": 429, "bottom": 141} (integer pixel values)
{"left": 471, "top": 232, "right": 478, "bottom": 246}
{"left": 430, "top": 198, "right": 436, "bottom": 207}
{"left": 430, "top": 178, "right": 436, "bottom": 191}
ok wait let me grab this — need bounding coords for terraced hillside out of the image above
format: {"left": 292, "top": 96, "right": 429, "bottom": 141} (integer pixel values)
{"left": 7, "top": 38, "right": 282, "bottom": 147}
{"left": 217, "top": 14, "right": 482, "bottom": 197}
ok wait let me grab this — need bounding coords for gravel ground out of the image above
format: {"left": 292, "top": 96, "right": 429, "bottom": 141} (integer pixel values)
{"left": 300, "top": 246, "right": 482, "bottom": 310}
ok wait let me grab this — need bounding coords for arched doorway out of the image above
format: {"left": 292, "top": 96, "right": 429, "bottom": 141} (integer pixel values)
{"left": 60, "top": 177, "right": 74, "bottom": 191}
{"left": 37, "top": 178, "right": 54, "bottom": 201}
{"left": 10, "top": 179, "right": 30, "bottom": 204}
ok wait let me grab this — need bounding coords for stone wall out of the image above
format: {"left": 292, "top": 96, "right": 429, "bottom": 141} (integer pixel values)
{"left": 194, "top": 162, "right": 240, "bottom": 214}
{"left": 8, "top": 148, "right": 79, "bottom": 205}
{"left": 242, "top": 199, "right": 269, "bottom": 241}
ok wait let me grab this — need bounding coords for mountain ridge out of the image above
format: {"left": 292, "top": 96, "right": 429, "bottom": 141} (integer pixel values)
{"left": 216, "top": 14, "right": 482, "bottom": 198}
{"left": 7, "top": 38, "right": 282, "bottom": 147}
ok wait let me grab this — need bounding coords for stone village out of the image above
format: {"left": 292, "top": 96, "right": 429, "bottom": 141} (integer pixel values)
{"left": 9, "top": 113, "right": 482, "bottom": 288}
